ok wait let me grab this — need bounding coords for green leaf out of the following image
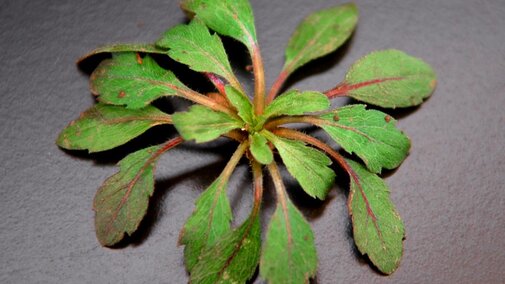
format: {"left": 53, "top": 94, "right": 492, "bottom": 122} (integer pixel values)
{"left": 91, "top": 53, "right": 190, "bottom": 109}
{"left": 181, "top": 0, "right": 257, "bottom": 51}
{"left": 172, "top": 105, "right": 243, "bottom": 143}
{"left": 319, "top": 105, "right": 410, "bottom": 173}
{"left": 190, "top": 214, "right": 261, "bottom": 284}
{"left": 180, "top": 176, "right": 233, "bottom": 272}
{"left": 263, "top": 131, "right": 335, "bottom": 199}
{"left": 77, "top": 43, "right": 167, "bottom": 63}
{"left": 249, "top": 133, "right": 273, "bottom": 165}
{"left": 283, "top": 3, "right": 358, "bottom": 75}
{"left": 336, "top": 49, "right": 437, "bottom": 108}
{"left": 225, "top": 85, "right": 253, "bottom": 125}
{"left": 56, "top": 104, "right": 171, "bottom": 153}
{"left": 346, "top": 159, "right": 405, "bottom": 274}
{"left": 94, "top": 144, "right": 168, "bottom": 246}
{"left": 260, "top": 196, "right": 317, "bottom": 284}
{"left": 263, "top": 90, "right": 330, "bottom": 119}
{"left": 156, "top": 19, "right": 239, "bottom": 87}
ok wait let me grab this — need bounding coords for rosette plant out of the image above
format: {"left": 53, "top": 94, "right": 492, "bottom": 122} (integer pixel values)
{"left": 57, "top": 1, "right": 436, "bottom": 283}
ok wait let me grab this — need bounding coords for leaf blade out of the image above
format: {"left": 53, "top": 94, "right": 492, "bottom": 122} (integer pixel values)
{"left": 284, "top": 3, "right": 358, "bottom": 75}
{"left": 190, "top": 214, "right": 261, "bottom": 284}
{"left": 263, "top": 90, "right": 330, "bottom": 120}
{"left": 156, "top": 19, "right": 238, "bottom": 87}
{"left": 249, "top": 133, "right": 273, "bottom": 165}
{"left": 90, "top": 53, "right": 190, "bottom": 109}
{"left": 172, "top": 105, "right": 243, "bottom": 143}
{"left": 180, "top": 176, "right": 234, "bottom": 272}
{"left": 93, "top": 141, "right": 181, "bottom": 246}
{"left": 319, "top": 104, "right": 410, "bottom": 173}
{"left": 78, "top": 43, "right": 167, "bottom": 63}
{"left": 260, "top": 197, "right": 317, "bottom": 284}
{"left": 263, "top": 131, "right": 335, "bottom": 199}
{"left": 225, "top": 85, "right": 253, "bottom": 125}
{"left": 347, "top": 159, "right": 405, "bottom": 274}
{"left": 336, "top": 49, "right": 437, "bottom": 108}
{"left": 181, "top": 0, "right": 257, "bottom": 50}
{"left": 56, "top": 104, "right": 171, "bottom": 153}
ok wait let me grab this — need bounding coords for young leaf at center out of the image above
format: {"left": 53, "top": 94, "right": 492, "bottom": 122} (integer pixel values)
{"left": 263, "top": 131, "right": 335, "bottom": 199}
{"left": 172, "top": 105, "right": 243, "bottom": 143}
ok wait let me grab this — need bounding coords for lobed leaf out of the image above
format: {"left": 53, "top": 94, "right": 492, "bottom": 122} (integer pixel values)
{"left": 90, "top": 53, "right": 190, "bottom": 109}
{"left": 333, "top": 49, "right": 436, "bottom": 108}
{"left": 172, "top": 105, "right": 243, "bottom": 143}
{"left": 156, "top": 19, "right": 239, "bottom": 88}
{"left": 56, "top": 104, "right": 171, "bottom": 153}
{"left": 225, "top": 85, "right": 254, "bottom": 125}
{"left": 262, "top": 90, "right": 330, "bottom": 120}
{"left": 181, "top": 0, "right": 257, "bottom": 51}
{"left": 263, "top": 131, "right": 335, "bottom": 199}
{"left": 260, "top": 196, "right": 317, "bottom": 284}
{"left": 190, "top": 214, "right": 261, "bottom": 284}
{"left": 319, "top": 104, "right": 410, "bottom": 173}
{"left": 180, "top": 176, "right": 234, "bottom": 272}
{"left": 249, "top": 132, "right": 273, "bottom": 165}
{"left": 284, "top": 3, "right": 358, "bottom": 75}
{"left": 93, "top": 143, "right": 178, "bottom": 246}
{"left": 346, "top": 159, "right": 405, "bottom": 274}
{"left": 77, "top": 43, "right": 167, "bottom": 63}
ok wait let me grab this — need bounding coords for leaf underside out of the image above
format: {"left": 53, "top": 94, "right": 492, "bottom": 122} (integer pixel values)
{"left": 347, "top": 159, "right": 405, "bottom": 274}
{"left": 77, "top": 43, "right": 167, "bottom": 63}
{"left": 320, "top": 104, "right": 410, "bottom": 173}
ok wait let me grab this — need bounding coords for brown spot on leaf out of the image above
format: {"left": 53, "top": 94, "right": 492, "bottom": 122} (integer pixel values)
{"left": 245, "top": 65, "right": 253, "bottom": 72}
{"left": 385, "top": 115, "right": 392, "bottom": 123}
{"left": 430, "top": 79, "right": 437, "bottom": 89}
{"left": 118, "top": 91, "right": 126, "bottom": 98}
{"left": 333, "top": 114, "right": 340, "bottom": 121}
{"left": 136, "top": 53, "right": 143, "bottom": 64}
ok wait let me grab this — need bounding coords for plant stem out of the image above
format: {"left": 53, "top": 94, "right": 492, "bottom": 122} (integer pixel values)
{"left": 266, "top": 162, "right": 288, "bottom": 210}
{"left": 175, "top": 86, "right": 238, "bottom": 118}
{"left": 205, "top": 73, "right": 227, "bottom": 96}
{"left": 251, "top": 161, "right": 264, "bottom": 215}
{"left": 266, "top": 70, "right": 288, "bottom": 104}
{"left": 263, "top": 115, "right": 323, "bottom": 129}
{"left": 221, "top": 141, "right": 249, "bottom": 181}
{"left": 251, "top": 44, "right": 266, "bottom": 115}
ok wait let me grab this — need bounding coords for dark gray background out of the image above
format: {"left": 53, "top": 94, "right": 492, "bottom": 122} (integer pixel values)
{"left": 1, "top": 0, "right": 504, "bottom": 283}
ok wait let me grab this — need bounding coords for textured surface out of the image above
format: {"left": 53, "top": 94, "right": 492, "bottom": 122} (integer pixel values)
{"left": 1, "top": 0, "right": 504, "bottom": 283}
